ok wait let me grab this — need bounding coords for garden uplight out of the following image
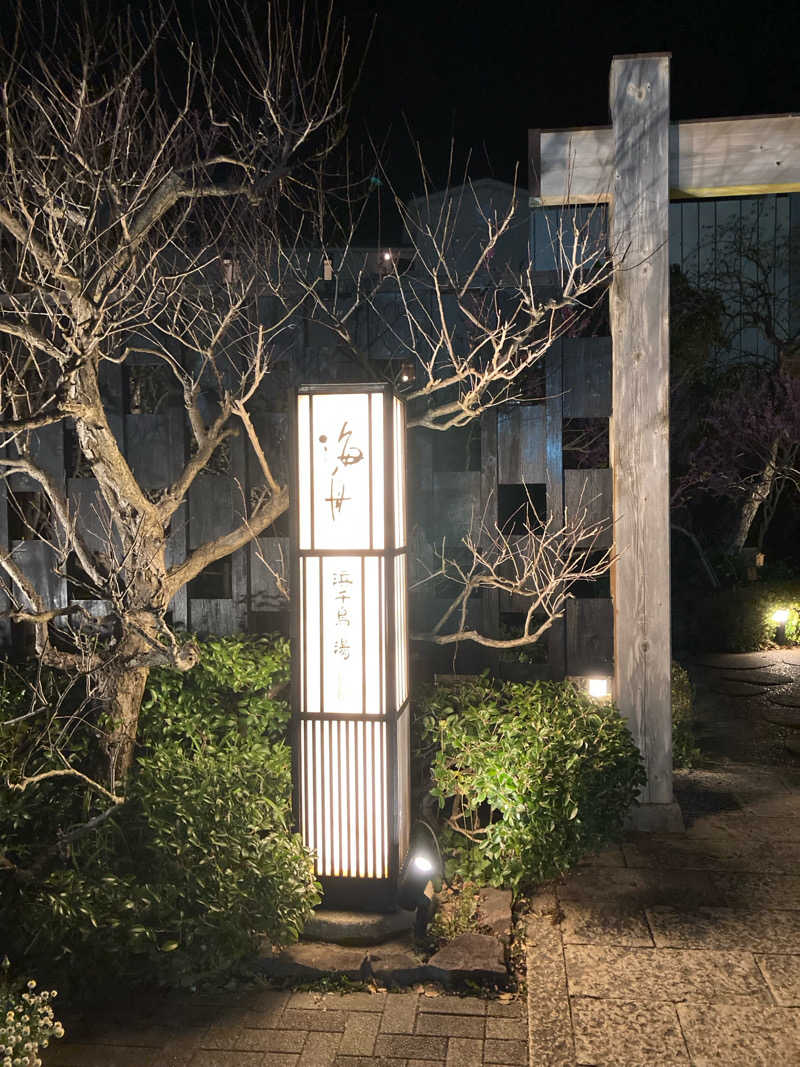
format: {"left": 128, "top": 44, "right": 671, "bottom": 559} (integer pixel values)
{"left": 772, "top": 609, "right": 790, "bottom": 624}
{"left": 292, "top": 383, "right": 409, "bottom": 911}
{"left": 587, "top": 677, "right": 611, "bottom": 699}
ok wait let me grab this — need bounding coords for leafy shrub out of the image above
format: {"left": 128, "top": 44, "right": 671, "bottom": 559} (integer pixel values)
{"left": 690, "top": 581, "right": 800, "bottom": 652}
{"left": 0, "top": 634, "right": 319, "bottom": 995}
{"left": 416, "top": 677, "right": 645, "bottom": 889}
{"left": 671, "top": 662, "right": 700, "bottom": 769}
{"left": 0, "top": 961, "right": 63, "bottom": 1067}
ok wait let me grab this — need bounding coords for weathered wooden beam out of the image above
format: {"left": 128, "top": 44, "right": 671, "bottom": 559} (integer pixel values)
{"left": 610, "top": 54, "right": 674, "bottom": 809}
{"left": 538, "top": 114, "right": 800, "bottom": 204}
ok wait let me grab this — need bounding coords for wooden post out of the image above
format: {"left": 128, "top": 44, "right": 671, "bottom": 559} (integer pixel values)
{"left": 610, "top": 54, "right": 679, "bottom": 824}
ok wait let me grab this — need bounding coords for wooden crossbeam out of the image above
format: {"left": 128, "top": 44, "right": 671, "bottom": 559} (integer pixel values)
{"left": 536, "top": 114, "right": 800, "bottom": 204}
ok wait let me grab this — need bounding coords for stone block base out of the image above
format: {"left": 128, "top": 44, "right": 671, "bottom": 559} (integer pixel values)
{"left": 625, "top": 801, "right": 685, "bottom": 833}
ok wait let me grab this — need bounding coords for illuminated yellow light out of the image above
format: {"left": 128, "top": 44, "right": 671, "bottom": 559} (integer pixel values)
{"left": 772, "top": 609, "right": 790, "bottom": 624}
{"left": 383, "top": 250, "right": 392, "bottom": 261}
{"left": 587, "top": 677, "right": 610, "bottom": 699}
{"left": 296, "top": 386, "right": 408, "bottom": 883}
{"left": 412, "top": 855, "right": 434, "bottom": 874}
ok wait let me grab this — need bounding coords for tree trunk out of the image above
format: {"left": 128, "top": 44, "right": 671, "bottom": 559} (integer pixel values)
{"left": 728, "top": 437, "right": 780, "bottom": 556}
{"left": 98, "top": 661, "right": 151, "bottom": 790}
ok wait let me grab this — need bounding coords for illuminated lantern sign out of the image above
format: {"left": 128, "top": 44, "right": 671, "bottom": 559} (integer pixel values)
{"left": 291, "top": 384, "right": 409, "bottom": 909}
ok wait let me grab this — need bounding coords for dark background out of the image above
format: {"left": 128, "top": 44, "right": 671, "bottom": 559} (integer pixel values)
{"left": 339, "top": 0, "right": 800, "bottom": 201}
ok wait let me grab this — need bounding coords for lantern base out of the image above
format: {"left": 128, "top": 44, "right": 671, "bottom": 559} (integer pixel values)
{"left": 317, "top": 875, "right": 399, "bottom": 913}
{"left": 303, "top": 906, "right": 414, "bottom": 947}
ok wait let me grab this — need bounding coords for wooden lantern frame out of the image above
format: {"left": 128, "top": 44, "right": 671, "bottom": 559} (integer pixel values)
{"left": 290, "top": 382, "right": 410, "bottom": 910}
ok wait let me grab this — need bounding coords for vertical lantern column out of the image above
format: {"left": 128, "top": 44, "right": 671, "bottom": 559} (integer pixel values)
{"left": 291, "top": 383, "right": 409, "bottom": 910}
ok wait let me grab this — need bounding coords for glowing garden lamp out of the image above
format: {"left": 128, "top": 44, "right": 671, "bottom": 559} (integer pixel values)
{"left": 587, "top": 676, "right": 611, "bottom": 700}
{"left": 291, "top": 384, "right": 410, "bottom": 910}
{"left": 772, "top": 608, "right": 790, "bottom": 644}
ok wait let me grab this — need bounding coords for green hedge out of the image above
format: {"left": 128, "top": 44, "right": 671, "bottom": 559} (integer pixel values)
{"left": 0, "top": 634, "right": 319, "bottom": 997}
{"left": 690, "top": 581, "right": 800, "bottom": 652}
{"left": 415, "top": 677, "right": 645, "bottom": 890}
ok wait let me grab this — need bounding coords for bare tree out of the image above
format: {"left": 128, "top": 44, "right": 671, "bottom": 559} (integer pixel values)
{"left": 307, "top": 169, "right": 613, "bottom": 430}
{"left": 412, "top": 492, "right": 613, "bottom": 650}
{"left": 0, "top": 2, "right": 614, "bottom": 811}
{"left": 670, "top": 216, "right": 800, "bottom": 560}
{"left": 299, "top": 176, "right": 615, "bottom": 655}
{"left": 0, "top": 0, "right": 346, "bottom": 788}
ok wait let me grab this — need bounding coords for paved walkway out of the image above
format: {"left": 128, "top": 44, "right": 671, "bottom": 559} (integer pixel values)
{"left": 45, "top": 649, "right": 800, "bottom": 1066}
{"left": 526, "top": 648, "right": 800, "bottom": 1065}
{"left": 47, "top": 987, "right": 528, "bottom": 1065}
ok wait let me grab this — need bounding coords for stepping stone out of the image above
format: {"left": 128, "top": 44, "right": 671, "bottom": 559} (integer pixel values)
{"left": 426, "top": 933, "right": 507, "bottom": 987}
{"left": 262, "top": 942, "right": 370, "bottom": 981}
{"left": 719, "top": 670, "right": 794, "bottom": 686}
{"left": 762, "top": 707, "right": 800, "bottom": 729}
{"left": 768, "top": 693, "right": 800, "bottom": 709}
{"left": 693, "top": 653, "right": 775, "bottom": 670}
{"left": 707, "top": 680, "right": 767, "bottom": 697}
{"left": 476, "top": 887, "right": 513, "bottom": 946}
{"left": 782, "top": 649, "right": 800, "bottom": 666}
{"left": 366, "top": 945, "right": 428, "bottom": 987}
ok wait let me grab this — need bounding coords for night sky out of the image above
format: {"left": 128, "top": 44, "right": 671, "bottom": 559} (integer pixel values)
{"left": 339, "top": 0, "right": 800, "bottom": 201}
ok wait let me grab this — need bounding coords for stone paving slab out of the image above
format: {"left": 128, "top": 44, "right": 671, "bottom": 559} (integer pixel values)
{"left": 706, "top": 679, "right": 769, "bottom": 697}
{"left": 685, "top": 812, "right": 800, "bottom": 843}
{"left": 717, "top": 670, "right": 794, "bottom": 686}
{"left": 766, "top": 692, "right": 800, "bottom": 709}
{"left": 576, "top": 843, "right": 627, "bottom": 867}
{"left": 755, "top": 954, "right": 800, "bottom": 1006}
{"left": 763, "top": 706, "right": 800, "bottom": 727}
{"left": 559, "top": 901, "right": 653, "bottom": 946}
{"left": 564, "top": 945, "right": 771, "bottom": 1003}
{"left": 646, "top": 905, "right": 800, "bottom": 951}
{"left": 622, "top": 833, "right": 800, "bottom": 873}
{"left": 677, "top": 1002, "right": 800, "bottom": 1064}
{"left": 737, "top": 791, "right": 800, "bottom": 818}
{"left": 709, "top": 871, "right": 800, "bottom": 908}
{"left": 559, "top": 866, "right": 719, "bottom": 908}
{"left": 692, "top": 652, "right": 777, "bottom": 669}
{"left": 571, "top": 997, "right": 689, "bottom": 1065}
{"left": 525, "top": 908, "right": 575, "bottom": 1067}
{"left": 674, "top": 764, "right": 787, "bottom": 811}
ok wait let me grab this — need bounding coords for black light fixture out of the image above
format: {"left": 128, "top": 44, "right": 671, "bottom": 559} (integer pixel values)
{"left": 396, "top": 823, "right": 443, "bottom": 936}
